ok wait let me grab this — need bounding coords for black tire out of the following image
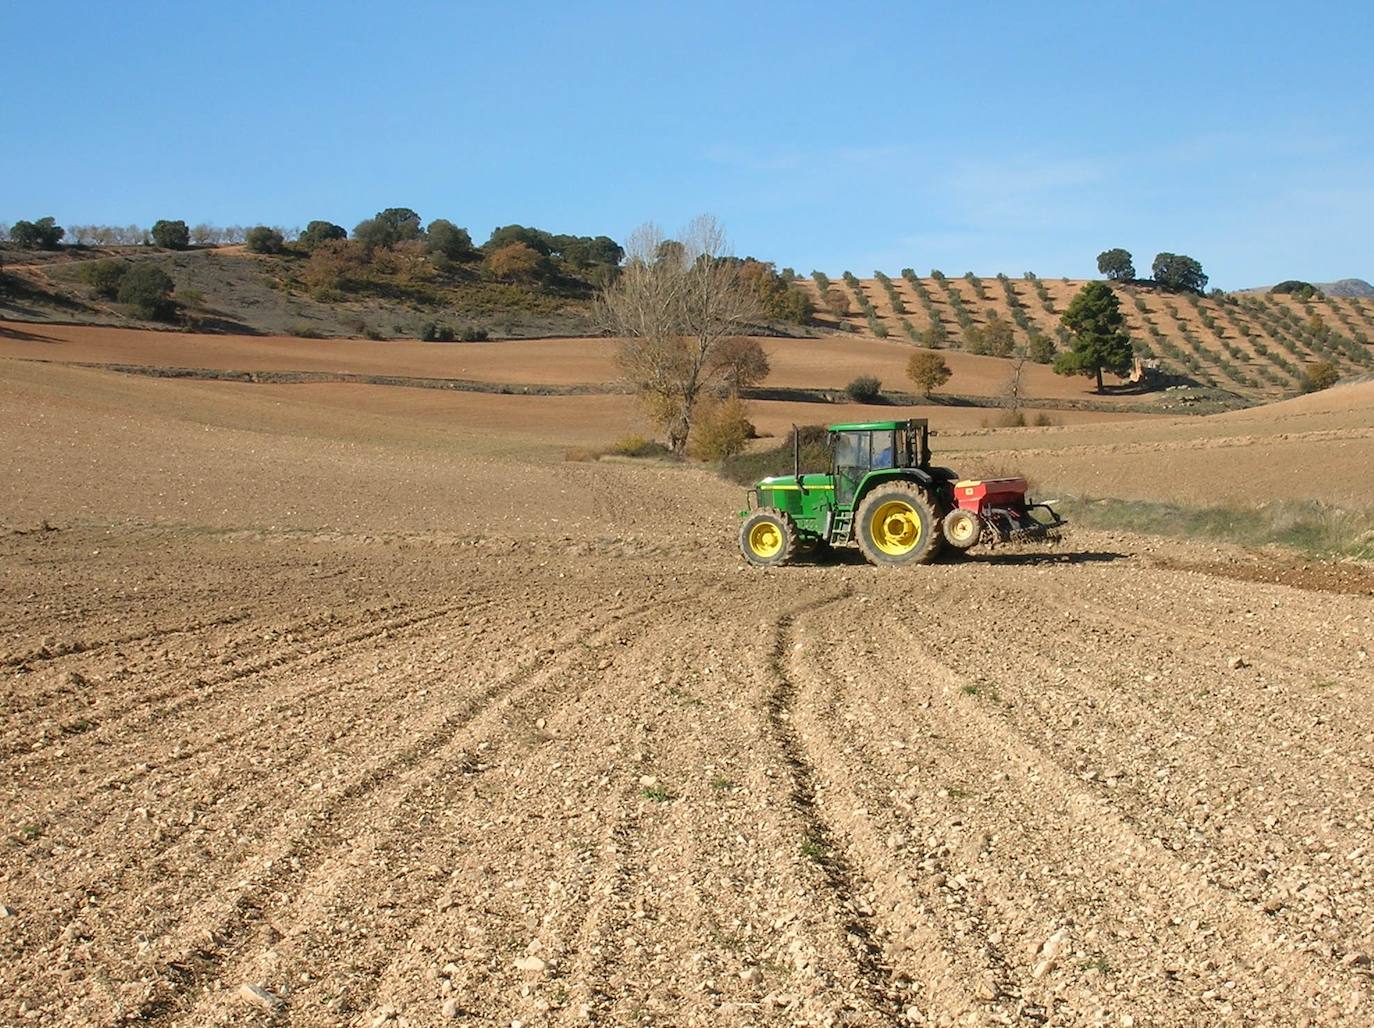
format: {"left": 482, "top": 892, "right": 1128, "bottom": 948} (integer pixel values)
{"left": 739, "top": 509, "right": 798, "bottom": 567}
{"left": 854, "top": 483, "right": 942, "bottom": 566}
{"left": 942, "top": 508, "right": 982, "bottom": 551}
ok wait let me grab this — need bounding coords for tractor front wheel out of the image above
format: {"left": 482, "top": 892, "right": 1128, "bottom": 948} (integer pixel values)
{"left": 942, "top": 508, "right": 982, "bottom": 551}
{"left": 739, "top": 509, "right": 798, "bottom": 567}
{"left": 855, "top": 484, "right": 942, "bottom": 566}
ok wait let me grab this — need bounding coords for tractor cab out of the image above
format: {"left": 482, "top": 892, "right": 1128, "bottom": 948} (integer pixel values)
{"left": 829, "top": 420, "right": 931, "bottom": 503}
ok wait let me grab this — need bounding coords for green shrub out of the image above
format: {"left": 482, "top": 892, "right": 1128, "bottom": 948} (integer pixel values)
{"left": 426, "top": 219, "right": 475, "bottom": 261}
{"left": 719, "top": 425, "right": 830, "bottom": 485}
{"left": 1027, "top": 332, "right": 1056, "bottom": 364}
{"left": 610, "top": 435, "right": 673, "bottom": 458}
{"left": 79, "top": 259, "right": 129, "bottom": 299}
{"left": 1270, "top": 280, "right": 1319, "bottom": 299}
{"left": 300, "top": 220, "right": 347, "bottom": 249}
{"left": 245, "top": 226, "right": 285, "bottom": 254}
{"left": 151, "top": 219, "right": 190, "bottom": 250}
{"left": 288, "top": 323, "right": 325, "bottom": 338}
{"left": 920, "top": 321, "right": 948, "bottom": 348}
{"left": 845, "top": 375, "right": 882, "bottom": 402}
{"left": 10, "top": 216, "right": 65, "bottom": 249}
{"left": 117, "top": 264, "right": 175, "bottom": 319}
{"left": 459, "top": 326, "right": 489, "bottom": 342}
{"left": 421, "top": 321, "right": 455, "bottom": 341}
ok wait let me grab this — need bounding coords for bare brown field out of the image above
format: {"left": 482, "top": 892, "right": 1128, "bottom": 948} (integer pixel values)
{"left": 0, "top": 321, "right": 1156, "bottom": 408}
{"left": 3, "top": 347, "right": 1373, "bottom": 1027}
{"left": 941, "top": 379, "right": 1374, "bottom": 508}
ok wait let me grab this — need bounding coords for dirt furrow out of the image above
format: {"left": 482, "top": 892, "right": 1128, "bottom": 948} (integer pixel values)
{"left": 0, "top": 599, "right": 476, "bottom": 765}
{"left": 110, "top": 586, "right": 706, "bottom": 1026}
{"left": 792, "top": 583, "right": 1367, "bottom": 1024}
{"left": 4, "top": 580, "right": 646, "bottom": 1024}
{"left": 0, "top": 610, "right": 252, "bottom": 672}
{"left": 761, "top": 586, "right": 918, "bottom": 1022}
{"left": 898, "top": 570, "right": 1374, "bottom": 964}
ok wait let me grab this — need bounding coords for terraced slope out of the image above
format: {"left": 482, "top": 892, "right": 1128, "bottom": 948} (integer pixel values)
{"left": 798, "top": 274, "right": 1374, "bottom": 401}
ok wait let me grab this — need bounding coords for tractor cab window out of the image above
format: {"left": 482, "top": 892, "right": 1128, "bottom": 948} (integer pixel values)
{"left": 834, "top": 430, "right": 897, "bottom": 503}
{"left": 871, "top": 430, "right": 897, "bottom": 468}
{"left": 833, "top": 432, "right": 866, "bottom": 470}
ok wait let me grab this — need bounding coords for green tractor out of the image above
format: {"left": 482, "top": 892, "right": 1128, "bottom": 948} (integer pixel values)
{"left": 738, "top": 418, "right": 1063, "bottom": 567}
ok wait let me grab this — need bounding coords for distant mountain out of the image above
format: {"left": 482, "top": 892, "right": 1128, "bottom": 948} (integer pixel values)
{"left": 1233, "top": 278, "right": 1374, "bottom": 298}
{"left": 1318, "top": 278, "right": 1374, "bottom": 297}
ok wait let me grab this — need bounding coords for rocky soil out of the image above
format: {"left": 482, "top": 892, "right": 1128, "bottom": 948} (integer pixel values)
{"left": 2, "top": 349, "right": 1372, "bottom": 1026}
{"left": 2, "top": 519, "right": 1370, "bottom": 1026}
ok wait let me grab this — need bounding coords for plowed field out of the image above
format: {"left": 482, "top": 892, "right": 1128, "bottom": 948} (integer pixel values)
{"left": 3, "top": 349, "right": 1372, "bottom": 1027}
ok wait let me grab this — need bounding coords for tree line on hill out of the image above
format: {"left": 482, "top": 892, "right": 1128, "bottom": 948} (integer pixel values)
{"left": 1096, "top": 247, "right": 1209, "bottom": 294}
{"left": 2, "top": 209, "right": 813, "bottom": 330}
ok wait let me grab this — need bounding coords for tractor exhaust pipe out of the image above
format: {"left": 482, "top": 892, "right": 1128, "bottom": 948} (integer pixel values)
{"left": 793, "top": 424, "right": 801, "bottom": 484}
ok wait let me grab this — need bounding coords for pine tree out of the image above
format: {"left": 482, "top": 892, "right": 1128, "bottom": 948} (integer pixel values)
{"left": 1054, "top": 282, "right": 1133, "bottom": 392}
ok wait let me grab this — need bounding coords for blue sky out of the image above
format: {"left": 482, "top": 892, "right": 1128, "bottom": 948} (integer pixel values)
{"left": 5, "top": 1, "right": 1371, "bottom": 288}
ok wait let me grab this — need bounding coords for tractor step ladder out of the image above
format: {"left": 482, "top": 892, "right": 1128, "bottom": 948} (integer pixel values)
{"left": 830, "top": 509, "right": 854, "bottom": 545}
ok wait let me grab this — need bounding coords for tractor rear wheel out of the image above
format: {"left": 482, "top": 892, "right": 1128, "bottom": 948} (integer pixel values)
{"left": 855, "top": 483, "right": 942, "bottom": 566}
{"left": 739, "top": 509, "right": 798, "bottom": 567}
{"left": 942, "top": 508, "right": 982, "bottom": 551}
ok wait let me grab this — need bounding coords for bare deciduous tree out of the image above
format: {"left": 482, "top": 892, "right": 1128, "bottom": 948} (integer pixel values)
{"left": 598, "top": 215, "right": 763, "bottom": 453}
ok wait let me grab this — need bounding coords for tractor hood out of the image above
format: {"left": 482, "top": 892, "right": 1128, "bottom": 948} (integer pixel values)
{"left": 755, "top": 473, "right": 834, "bottom": 492}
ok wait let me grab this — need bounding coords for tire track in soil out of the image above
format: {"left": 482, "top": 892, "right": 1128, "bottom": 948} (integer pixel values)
{"left": 797, "top": 647, "right": 1037, "bottom": 1023}
{"left": 122, "top": 585, "right": 710, "bottom": 1027}
{"left": 4, "top": 592, "right": 603, "bottom": 1024}
{"left": 295, "top": 587, "right": 732, "bottom": 1026}
{"left": 0, "top": 601, "right": 353, "bottom": 728}
{"left": 890, "top": 586, "right": 1374, "bottom": 978}
{"left": 866, "top": 625, "right": 1362, "bottom": 1023}
{"left": 0, "top": 611, "right": 251, "bottom": 671}
{"left": 762, "top": 586, "right": 913, "bottom": 1023}
{"left": 3, "top": 598, "right": 490, "bottom": 770}
{"left": 781, "top": 590, "right": 1034, "bottom": 1024}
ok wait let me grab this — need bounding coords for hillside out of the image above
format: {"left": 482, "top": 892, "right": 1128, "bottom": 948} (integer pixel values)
{"left": 0, "top": 243, "right": 602, "bottom": 339}
{"left": 798, "top": 272, "right": 1374, "bottom": 403}
{"left": 1320, "top": 278, "right": 1374, "bottom": 297}
{"left": 6, "top": 243, "right": 1374, "bottom": 411}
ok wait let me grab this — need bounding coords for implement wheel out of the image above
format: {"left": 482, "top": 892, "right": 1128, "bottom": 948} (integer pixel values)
{"left": 942, "top": 508, "right": 982, "bottom": 551}
{"left": 855, "top": 483, "right": 942, "bottom": 566}
{"left": 739, "top": 509, "right": 798, "bottom": 567}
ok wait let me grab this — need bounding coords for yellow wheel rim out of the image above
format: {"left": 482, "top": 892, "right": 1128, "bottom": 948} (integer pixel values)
{"left": 949, "top": 513, "right": 977, "bottom": 544}
{"left": 870, "top": 500, "right": 922, "bottom": 556}
{"left": 749, "top": 521, "right": 783, "bottom": 558}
